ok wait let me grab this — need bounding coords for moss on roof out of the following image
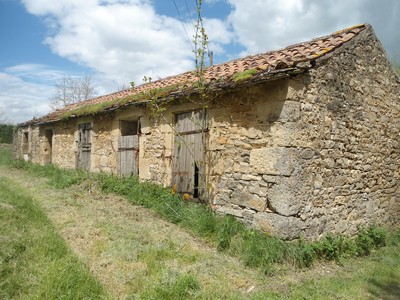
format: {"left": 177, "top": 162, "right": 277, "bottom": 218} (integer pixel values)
{"left": 59, "top": 84, "right": 186, "bottom": 119}
{"left": 231, "top": 69, "right": 258, "bottom": 82}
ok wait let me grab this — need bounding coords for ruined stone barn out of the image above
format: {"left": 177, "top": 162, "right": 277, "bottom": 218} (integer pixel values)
{"left": 14, "top": 24, "right": 400, "bottom": 239}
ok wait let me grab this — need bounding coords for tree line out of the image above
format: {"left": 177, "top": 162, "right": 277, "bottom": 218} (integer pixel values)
{"left": 0, "top": 124, "right": 14, "bottom": 144}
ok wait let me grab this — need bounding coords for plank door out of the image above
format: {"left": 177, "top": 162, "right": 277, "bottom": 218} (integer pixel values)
{"left": 172, "top": 110, "right": 206, "bottom": 198}
{"left": 118, "top": 135, "right": 139, "bottom": 176}
{"left": 43, "top": 129, "right": 53, "bottom": 164}
{"left": 76, "top": 123, "right": 91, "bottom": 170}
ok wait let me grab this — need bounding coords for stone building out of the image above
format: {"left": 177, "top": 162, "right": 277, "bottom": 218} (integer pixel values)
{"left": 14, "top": 24, "right": 400, "bottom": 239}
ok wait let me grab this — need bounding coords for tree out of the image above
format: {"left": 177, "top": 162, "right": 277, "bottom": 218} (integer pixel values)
{"left": 0, "top": 124, "right": 14, "bottom": 144}
{"left": 50, "top": 75, "right": 96, "bottom": 109}
{"left": 0, "top": 110, "right": 14, "bottom": 144}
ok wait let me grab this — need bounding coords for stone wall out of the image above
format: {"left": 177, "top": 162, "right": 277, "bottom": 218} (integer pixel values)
{"left": 208, "top": 80, "right": 309, "bottom": 239}
{"left": 139, "top": 114, "right": 173, "bottom": 184}
{"left": 209, "top": 27, "right": 400, "bottom": 239}
{"left": 292, "top": 28, "right": 400, "bottom": 239}
{"left": 52, "top": 119, "right": 78, "bottom": 169}
{"left": 13, "top": 128, "right": 22, "bottom": 160}
{"left": 91, "top": 113, "right": 117, "bottom": 173}
{"left": 13, "top": 27, "right": 399, "bottom": 240}
{"left": 13, "top": 125, "right": 41, "bottom": 162}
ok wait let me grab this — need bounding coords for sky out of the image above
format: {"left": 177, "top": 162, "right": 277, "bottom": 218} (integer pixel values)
{"left": 0, "top": 0, "right": 399, "bottom": 124}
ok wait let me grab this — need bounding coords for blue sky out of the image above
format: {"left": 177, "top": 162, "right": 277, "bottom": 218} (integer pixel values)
{"left": 0, "top": 0, "right": 399, "bottom": 124}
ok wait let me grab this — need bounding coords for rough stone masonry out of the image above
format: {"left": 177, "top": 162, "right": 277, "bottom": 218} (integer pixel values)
{"left": 14, "top": 24, "right": 400, "bottom": 240}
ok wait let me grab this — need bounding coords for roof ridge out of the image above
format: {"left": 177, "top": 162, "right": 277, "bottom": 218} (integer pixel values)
{"left": 81, "top": 24, "right": 368, "bottom": 100}
{"left": 20, "top": 23, "right": 369, "bottom": 126}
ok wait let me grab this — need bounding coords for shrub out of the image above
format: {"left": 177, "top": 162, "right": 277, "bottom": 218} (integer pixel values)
{"left": 355, "top": 225, "right": 387, "bottom": 256}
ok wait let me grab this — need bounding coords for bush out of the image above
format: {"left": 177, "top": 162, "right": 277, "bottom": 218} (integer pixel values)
{"left": 313, "top": 235, "right": 352, "bottom": 260}
{"left": 355, "top": 225, "right": 387, "bottom": 256}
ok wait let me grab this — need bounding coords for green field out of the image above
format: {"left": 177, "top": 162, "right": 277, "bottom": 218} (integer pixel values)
{"left": 1, "top": 144, "right": 399, "bottom": 299}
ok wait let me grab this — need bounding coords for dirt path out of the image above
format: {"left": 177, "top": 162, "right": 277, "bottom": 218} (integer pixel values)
{"left": 0, "top": 167, "right": 268, "bottom": 299}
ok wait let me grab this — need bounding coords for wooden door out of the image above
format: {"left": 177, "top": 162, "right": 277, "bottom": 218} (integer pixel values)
{"left": 118, "top": 135, "right": 139, "bottom": 176}
{"left": 76, "top": 123, "right": 91, "bottom": 170}
{"left": 172, "top": 110, "right": 206, "bottom": 198}
{"left": 43, "top": 129, "right": 53, "bottom": 164}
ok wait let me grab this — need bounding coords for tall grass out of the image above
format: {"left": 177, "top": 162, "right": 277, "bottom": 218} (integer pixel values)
{"left": 0, "top": 177, "right": 109, "bottom": 299}
{"left": 6, "top": 152, "right": 399, "bottom": 273}
{"left": 0, "top": 144, "right": 13, "bottom": 165}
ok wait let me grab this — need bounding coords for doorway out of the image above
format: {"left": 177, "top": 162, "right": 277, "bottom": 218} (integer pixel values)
{"left": 118, "top": 120, "right": 140, "bottom": 176}
{"left": 172, "top": 110, "right": 206, "bottom": 198}
{"left": 76, "top": 123, "right": 91, "bottom": 170}
{"left": 43, "top": 129, "right": 53, "bottom": 164}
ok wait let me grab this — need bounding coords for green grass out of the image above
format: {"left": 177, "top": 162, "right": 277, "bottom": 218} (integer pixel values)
{"left": 3, "top": 148, "right": 400, "bottom": 269}
{"left": 2, "top": 146, "right": 400, "bottom": 298}
{"left": 250, "top": 236, "right": 400, "bottom": 299}
{"left": 7, "top": 152, "right": 399, "bottom": 275}
{"left": 0, "top": 144, "right": 13, "bottom": 165}
{"left": 141, "top": 271, "right": 201, "bottom": 300}
{"left": 0, "top": 175, "right": 109, "bottom": 299}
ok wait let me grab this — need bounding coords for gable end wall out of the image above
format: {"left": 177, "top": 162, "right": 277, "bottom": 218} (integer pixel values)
{"left": 289, "top": 27, "right": 400, "bottom": 239}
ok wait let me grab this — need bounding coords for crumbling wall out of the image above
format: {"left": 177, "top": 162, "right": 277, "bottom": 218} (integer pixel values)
{"left": 13, "top": 125, "right": 41, "bottom": 162}
{"left": 91, "top": 113, "right": 117, "bottom": 173}
{"left": 12, "top": 27, "right": 398, "bottom": 241}
{"left": 52, "top": 119, "right": 78, "bottom": 169}
{"left": 139, "top": 110, "right": 176, "bottom": 185}
{"left": 209, "top": 28, "right": 400, "bottom": 239}
{"left": 292, "top": 28, "right": 400, "bottom": 239}
{"left": 208, "top": 80, "right": 309, "bottom": 239}
{"left": 13, "top": 128, "right": 22, "bottom": 160}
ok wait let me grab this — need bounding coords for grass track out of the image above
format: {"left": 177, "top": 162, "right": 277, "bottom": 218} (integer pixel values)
{"left": 1, "top": 145, "right": 400, "bottom": 299}
{"left": 0, "top": 176, "right": 109, "bottom": 299}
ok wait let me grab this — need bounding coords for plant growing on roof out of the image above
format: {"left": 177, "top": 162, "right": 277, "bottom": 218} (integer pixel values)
{"left": 144, "top": 0, "right": 215, "bottom": 203}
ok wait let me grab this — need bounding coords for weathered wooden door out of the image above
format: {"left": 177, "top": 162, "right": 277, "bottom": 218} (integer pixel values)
{"left": 43, "top": 129, "right": 53, "bottom": 164}
{"left": 172, "top": 110, "right": 206, "bottom": 198}
{"left": 76, "top": 123, "right": 91, "bottom": 170}
{"left": 118, "top": 135, "right": 139, "bottom": 176}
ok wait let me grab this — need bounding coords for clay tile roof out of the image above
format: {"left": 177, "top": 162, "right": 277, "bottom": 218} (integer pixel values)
{"left": 23, "top": 23, "right": 368, "bottom": 126}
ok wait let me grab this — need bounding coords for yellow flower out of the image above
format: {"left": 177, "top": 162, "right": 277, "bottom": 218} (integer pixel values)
{"left": 182, "top": 193, "right": 191, "bottom": 200}
{"left": 170, "top": 184, "right": 177, "bottom": 195}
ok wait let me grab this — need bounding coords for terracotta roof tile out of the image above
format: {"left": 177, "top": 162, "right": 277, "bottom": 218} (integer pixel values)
{"left": 23, "top": 24, "right": 368, "bottom": 126}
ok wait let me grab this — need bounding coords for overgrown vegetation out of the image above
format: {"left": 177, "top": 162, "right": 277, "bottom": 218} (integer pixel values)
{"left": 144, "top": 0, "right": 216, "bottom": 202}
{"left": 0, "top": 174, "right": 108, "bottom": 299}
{"left": 6, "top": 153, "right": 399, "bottom": 274}
{"left": 59, "top": 83, "right": 186, "bottom": 120}
{"left": 232, "top": 69, "right": 258, "bottom": 82}
{"left": 2, "top": 145, "right": 400, "bottom": 298}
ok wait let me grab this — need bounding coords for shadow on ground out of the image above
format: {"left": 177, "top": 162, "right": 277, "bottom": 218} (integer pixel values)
{"left": 368, "top": 272, "right": 400, "bottom": 300}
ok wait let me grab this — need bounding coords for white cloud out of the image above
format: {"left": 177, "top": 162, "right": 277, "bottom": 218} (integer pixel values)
{"left": 227, "top": 0, "right": 400, "bottom": 59}
{"left": 21, "top": 0, "right": 194, "bottom": 88}
{"left": 20, "top": 0, "right": 236, "bottom": 89}
{"left": 0, "top": 68, "right": 54, "bottom": 123}
{"left": 204, "top": 18, "right": 234, "bottom": 54}
{"left": 10, "top": 0, "right": 398, "bottom": 125}
{"left": 227, "top": 0, "right": 362, "bottom": 54}
{"left": 5, "top": 64, "right": 66, "bottom": 84}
